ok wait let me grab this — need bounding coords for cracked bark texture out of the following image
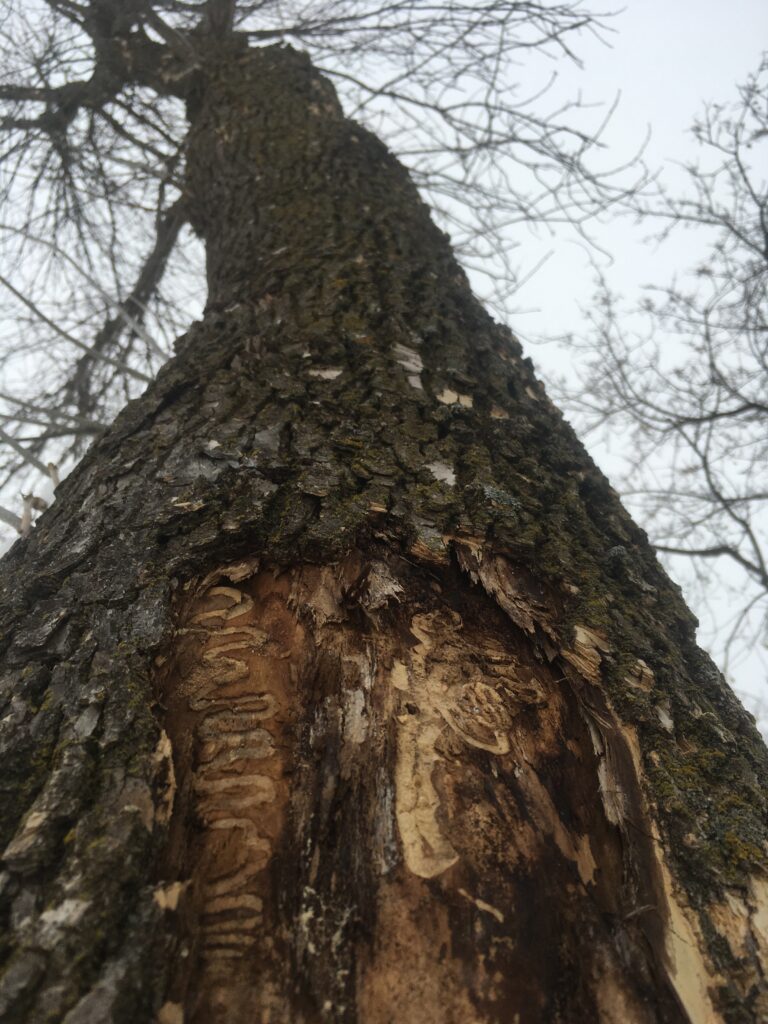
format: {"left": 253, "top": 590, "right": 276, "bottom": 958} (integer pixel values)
{"left": 0, "top": 41, "right": 767, "bottom": 1024}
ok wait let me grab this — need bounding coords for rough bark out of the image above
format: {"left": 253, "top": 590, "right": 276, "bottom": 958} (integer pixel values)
{"left": 0, "top": 40, "right": 767, "bottom": 1024}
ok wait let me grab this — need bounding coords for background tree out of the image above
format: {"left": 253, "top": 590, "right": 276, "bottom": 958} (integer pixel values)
{"left": 558, "top": 56, "right": 768, "bottom": 696}
{"left": 0, "top": 4, "right": 766, "bottom": 1023}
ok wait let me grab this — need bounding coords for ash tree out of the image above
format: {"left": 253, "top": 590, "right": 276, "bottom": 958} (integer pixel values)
{"left": 558, "top": 56, "right": 768, "bottom": 698}
{"left": 0, "top": 3, "right": 766, "bottom": 1023}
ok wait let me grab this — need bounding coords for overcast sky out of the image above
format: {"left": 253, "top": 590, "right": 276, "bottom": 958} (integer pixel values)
{"left": 509, "top": 0, "right": 766, "bottom": 347}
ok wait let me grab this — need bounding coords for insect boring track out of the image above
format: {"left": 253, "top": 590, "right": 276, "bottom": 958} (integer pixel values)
{"left": 157, "top": 575, "right": 304, "bottom": 1021}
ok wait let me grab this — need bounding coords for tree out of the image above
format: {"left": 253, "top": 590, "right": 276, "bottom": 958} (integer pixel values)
{"left": 0, "top": 4, "right": 766, "bottom": 1023}
{"left": 558, "top": 56, "right": 768, "bottom": 691}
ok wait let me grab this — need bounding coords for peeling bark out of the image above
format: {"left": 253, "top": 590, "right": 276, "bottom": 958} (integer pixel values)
{"left": 0, "top": 40, "right": 767, "bottom": 1024}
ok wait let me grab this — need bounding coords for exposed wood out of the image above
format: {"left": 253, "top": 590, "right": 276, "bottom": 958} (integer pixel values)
{"left": 152, "top": 553, "right": 766, "bottom": 1022}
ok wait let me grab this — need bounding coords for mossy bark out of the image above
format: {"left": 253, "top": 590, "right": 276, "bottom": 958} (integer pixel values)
{"left": 0, "top": 41, "right": 766, "bottom": 1024}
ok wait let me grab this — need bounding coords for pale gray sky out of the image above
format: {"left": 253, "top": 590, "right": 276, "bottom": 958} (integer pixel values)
{"left": 511, "top": 0, "right": 766, "bottom": 347}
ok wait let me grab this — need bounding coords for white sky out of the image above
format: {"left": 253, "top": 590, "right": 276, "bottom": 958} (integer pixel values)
{"left": 511, "top": 0, "right": 767, "bottom": 347}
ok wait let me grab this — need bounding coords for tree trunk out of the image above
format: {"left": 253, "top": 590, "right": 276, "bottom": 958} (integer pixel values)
{"left": 0, "top": 41, "right": 766, "bottom": 1024}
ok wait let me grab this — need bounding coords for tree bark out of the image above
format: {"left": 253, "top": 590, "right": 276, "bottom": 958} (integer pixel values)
{"left": 0, "top": 41, "right": 766, "bottom": 1024}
